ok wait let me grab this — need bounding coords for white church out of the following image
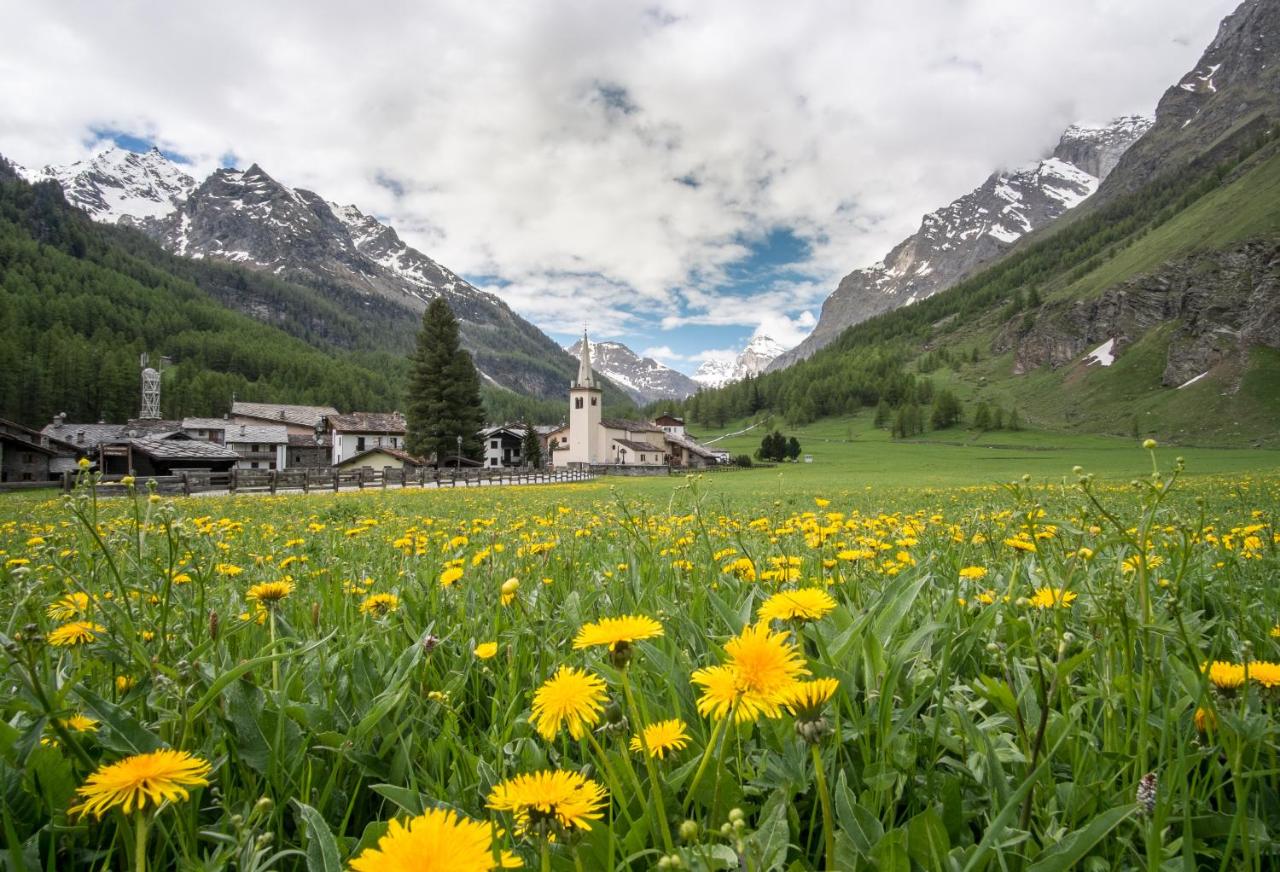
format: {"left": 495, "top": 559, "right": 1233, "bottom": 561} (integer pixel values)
{"left": 549, "top": 332, "right": 717, "bottom": 469}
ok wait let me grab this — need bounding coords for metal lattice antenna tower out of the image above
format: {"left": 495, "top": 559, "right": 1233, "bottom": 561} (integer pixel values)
{"left": 139, "top": 353, "right": 163, "bottom": 419}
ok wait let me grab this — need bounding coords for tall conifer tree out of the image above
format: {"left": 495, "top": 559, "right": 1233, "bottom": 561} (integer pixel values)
{"left": 406, "top": 298, "right": 485, "bottom": 460}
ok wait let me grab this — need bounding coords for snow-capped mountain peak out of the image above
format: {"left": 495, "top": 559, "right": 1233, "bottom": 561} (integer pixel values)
{"left": 767, "top": 115, "right": 1152, "bottom": 372}
{"left": 32, "top": 145, "right": 197, "bottom": 223}
{"left": 694, "top": 335, "right": 786, "bottom": 388}
{"left": 564, "top": 339, "right": 700, "bottom": 404}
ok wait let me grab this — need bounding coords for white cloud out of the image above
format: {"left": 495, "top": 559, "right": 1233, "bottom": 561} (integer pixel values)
{"left": 0, "top": 0, "right": 1238, "bottom": 354}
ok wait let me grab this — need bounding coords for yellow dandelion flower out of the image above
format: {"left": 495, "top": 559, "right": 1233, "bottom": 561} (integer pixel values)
{"left": 1194, "top": 707, "right": 1216, "bottom": 733}
{"left": 47, "top": 592, "right": 90, "bottom": 621}
{"left": 1204, "top": 661, "right": 1246, "bottom": 690}
{"left": 61, "top": 714, "right": 99, "bottom": 732}
{"left": 782, "top": 677, "right": 840, "bottom": 720}
{"left": 758, "top": 589, "right": 836, "bottom": 623}
{"left": 487, "top": 769, "right": 607, "bottom": 835}
{"left": 572, "top": 615, "right": 663, "bottom": 652}
{"left": 500, "top": 577, "right": 520, "bottom": 606}
{"left": 439, "top": 566, "right": 464, "bottom": 588}
{"left": 691, "top": 623, "right": 809, "bottom": 723}
{"left": 350, "top": 807, "right": 519, "bottom": 871}
{"left": 48, "top": 621, "right": 105, "bottom": 647}
{"left": 69, "top": 749, "right": 211, "bottom": 818}
{"left": 629, "top": 719, "right": 691, "bottom": 759}
{"left": 474, "top": 642, "right": 499, "bottom": 660}
{"left": 1004, "top": 538, "right": 1036, "bottom": 553}
{"left": 214, "top": 563, "right": 243, "bottom": 576}
{"left": 958, "top": 566, "right": 987, "bottom": 581}
{"left": 1250, "top": 660, "right": 1280, "bottom": 689}
{"left": 246, "top": 580, "right": 294, "bottom": 605}
{"left": 530, "top": 666, "right": 606, "bottom": 741}
{"left": 1028, "top": 587, "right": 1077, "bottom": 609}
{"left": 115, "top": 675, "right": 136, "bottom": 694}
{"left": 359, "top": 592, "right": 400, "bottom": 617}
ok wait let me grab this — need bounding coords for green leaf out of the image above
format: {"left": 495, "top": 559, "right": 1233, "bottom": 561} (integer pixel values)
{"left": 370, "top": 783, "right": 426, "bottom": 816}
{"left": 1027, "top": 805, "right": 1134, "bottom": 872}
{"left": 187, "top": 631, "right": 336, "bottom": 719}
{"left": 834, "top": 770, "right": 882, "bottom": 855}
{"left": 293, "top": 800, "right": 343, "bottom": 872}
{"left": 746, "top": 793, "right": 790, "bottom": 871}
{"left": 72, "top": 686, "right": 161, "bottom": 755}
{"left": 906, "top": 807, "right": 950, "bottom": 869}
{"left": 870, "top": 828, "right": 910, "bottom": 872}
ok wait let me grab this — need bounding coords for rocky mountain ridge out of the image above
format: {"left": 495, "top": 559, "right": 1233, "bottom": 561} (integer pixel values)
{"left": 563, "top": 339, "right": 700, "bottom": 404}
{"left": 694, "top": 335, "right": 786, "bottom": 387}
{"left": 767, "top": 116, "right": 1153, "bottom": 372}
{"left": 20, "top": 149, "right": 591, "bottom": 401}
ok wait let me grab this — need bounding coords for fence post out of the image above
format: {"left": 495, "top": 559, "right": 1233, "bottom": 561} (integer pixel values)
{"left": 230, "top": 468, "right": 238, "bottom": 493}
{"left": 303, "top": 469, "right": 311, "bottom": 493}
{"left": 182, "top": 472, "right": 191, "bottom": 497}
{"left": 269, "top": 470, "right": 277, "bottom": 495}
{"left": 333, "top": 469, "right": 340, "bottom": 492}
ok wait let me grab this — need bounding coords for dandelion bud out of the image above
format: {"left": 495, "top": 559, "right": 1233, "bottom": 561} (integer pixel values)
{"left": 1142, "top": 438, "right": 1157, "bottom": 450}
{"left": 1062, "top": 632, "right": 1075, "bottom": 645}
{"left": 1194, "top": 707, "right": 1216, "bottom": 734}
{"left": 311, "top": 601, "right": 321, "bottom": 629}
{"left": 719, "top": 822, "right": 733, "bottom": 837}
{"left": 255, "top": 833, "right": 274, "bottom": 850}
{"left": 209, "top": 610, "right": 220, "bottom": 641}
{"left": 1136, "top": 771, "right": 1157, "bottom": 816}
{"left": 985, "top": 642, "right": 1000, "bottom": 653}
{"left": 608, "top": 640, "right": 634, "bottom": 670}
{"left": 1072, "top": 466, "right": 1084, "bottom": 476}
{"left": 230, "top": 814, "right": 244, "bottom": 828}
{"left": 679, "top": 820, "right": 699, "bottom": 842}
{"left": 727, "top": 808, "right": 744, "bottom": 824}
{"left": 421, "top": 633, "right": 440, "bottom": 653}
{"left": 604, "top": 700, "right": 625, "bottom": 725}
{"left": 255, "top": 796, "right": 274, "bottom": 815}
{"left": 658, "top": 858, "right": 671, "bottom": 870}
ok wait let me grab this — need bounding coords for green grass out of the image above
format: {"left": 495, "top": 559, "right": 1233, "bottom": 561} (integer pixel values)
{"left": 690, "top": 413, "right": 1280, "bottom": 492}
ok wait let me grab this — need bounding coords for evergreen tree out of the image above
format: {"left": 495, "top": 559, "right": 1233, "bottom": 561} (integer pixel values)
{"left": 874, "top": 399, "right": 891, "bottom": 428}
{"left": 1009, "top": 408, "right": 1022, "bottom": 431}
{"left": 973, "top": 402, "right": 991, "bottom": 431}
{"left": 786, "top": 436, "right": 801, "bottom": 461}
{"left": 992, "top": 406, "right": 1005, "bottom": 430}
{"left": 930, "top": 390, "right": 962, "bottom": 430}
{"left": 406, "top": 298, "right": 484, "bottom": 460}
{"left": 521, "top": 423, "right": 542, "bottom": 468}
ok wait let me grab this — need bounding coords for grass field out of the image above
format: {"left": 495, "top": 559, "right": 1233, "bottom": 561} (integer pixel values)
{"left": 2, "top": 445, "right": 1279, "bottom": 870}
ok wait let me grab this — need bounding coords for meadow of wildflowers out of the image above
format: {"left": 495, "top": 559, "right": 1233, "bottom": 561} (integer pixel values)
{"left": 1, "top": 451, "right": 1278, "bottom": 870}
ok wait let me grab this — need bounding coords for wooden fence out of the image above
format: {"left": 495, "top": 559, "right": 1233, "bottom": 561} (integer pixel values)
{"left": 20, "top": 466, "right": 596, "bottom": 498}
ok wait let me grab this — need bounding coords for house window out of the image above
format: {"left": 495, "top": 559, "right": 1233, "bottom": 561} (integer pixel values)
{"left": 591, "top": 397, "right": 597, "bottom": 406}
{"left": 251, "top": 462, "right": 259, "bottom": 469}
{"left": 357, "top": 436, "right": 366, "bottom": 452}
{"left": 491, "top": 439, "right": 499, "bottom": 448}
{"left": 640, "top": 455, "right": 646, "bottom": 462}
{"left": 575, "top": 397, "right": 584, "bottom": 409}
{"left": 490, "top": 458, "right": 498, "bottom": 466}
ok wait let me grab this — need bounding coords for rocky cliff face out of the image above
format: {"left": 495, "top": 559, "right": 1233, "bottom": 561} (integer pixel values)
{"left": 993, "top": 240, "right": 1280, "bottom": 387}
{"left": 767, "top": 117, "right": 1152, "bottom": 372}
{"left": 1096, "top": 0, "right": 1280, "bottom": 201}
{"left": 564, "top": 339, "right": 700, "bottom": 403}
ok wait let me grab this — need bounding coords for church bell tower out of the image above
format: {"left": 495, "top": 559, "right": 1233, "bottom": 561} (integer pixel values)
{"left": 567, "top": 330, "right": 603, "bottom": 466}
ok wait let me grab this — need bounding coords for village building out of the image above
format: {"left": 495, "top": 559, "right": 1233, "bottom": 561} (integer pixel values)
{"left": 481, "top": 425, "right": 528, "bottom": 468}
{"left": 181, "top": 418, "right": 289, "bottom": 470}
{"left": 327, "top": 412, "right": 407, "bottom": 465}
{"left": 552, "top": 333, "right": 717, "bottom": 468}
{"left": 121, "top": 434, "right": 240, "bottom": 476}
{"left": 335, "top": 446, "right": 427, "bottom": 472}
{"left": 0, "top": 417, "right": 77, "bottom": 483}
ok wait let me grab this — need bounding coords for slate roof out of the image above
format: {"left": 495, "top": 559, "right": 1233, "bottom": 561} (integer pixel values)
{"left": 0, "top": 417, "right": 65, "bottom": 455}
{"left": 42, "top": 420, "right": 182, "bottom": 449}
{"left": 601, "top": 418, "right": 662, "bottom": 433}
{"left": 287, "top": 434, "right": 323, "bottom": 447}
{"left": 231, "top": 402, "right": 338, "bottom": 428}
{"left": 222, "top": 424, "right": 289, "bottom": 444}
{"left": 665, "top": 432, "right": 717, "bottom": 458}
{"left": 328, "top": 412, "right": 407, "bottom": 434}
{"left": 181, "top": 417, "right": 232, "bottom": 429}
{"left": 130, "top": 438, "right": 240, "bottom": 461}
{"left": 612, "top": 438, "right": 662, "bottom": 453}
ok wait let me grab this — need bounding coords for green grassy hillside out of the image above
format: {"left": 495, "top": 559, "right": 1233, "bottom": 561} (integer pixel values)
{"left": 673, "top": 126, "right": 1280, "bottom": 447}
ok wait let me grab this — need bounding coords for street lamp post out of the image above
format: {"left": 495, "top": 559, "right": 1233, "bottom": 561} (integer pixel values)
{"left": 456, "top": 434, "right": 462, "bottom": 473}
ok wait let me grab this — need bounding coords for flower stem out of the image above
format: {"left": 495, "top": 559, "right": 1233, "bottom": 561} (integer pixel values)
{"left": 268, "top": 609, "right": 280, "bottom": 695}
{"left": 810, "top": 744, "right": 835, "bottom": 872}
{"left": 540, "top": 838, "right": 551, "bottom": 872}
{"left": 683, "top": 709, "right": 730, "bottom": 812}
{"left": 620, "top": 669, "right": 674, "bottom": 852}
{"left": 134, "top": 812, "right": 149, "bottom": 872}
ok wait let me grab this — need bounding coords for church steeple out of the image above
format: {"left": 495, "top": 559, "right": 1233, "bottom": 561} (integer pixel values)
{"left": 576, "top": 329, "right": 595, "bottom": 389}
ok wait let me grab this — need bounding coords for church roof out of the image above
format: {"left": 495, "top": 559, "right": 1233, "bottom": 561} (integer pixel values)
{"left": 601, "top": 418, "right": 662, "bottom": 433}
{"left": 612, "top": 438, "right": 660, "bottom": 453}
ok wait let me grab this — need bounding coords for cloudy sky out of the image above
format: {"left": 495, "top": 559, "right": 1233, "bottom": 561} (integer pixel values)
{"left": 1, "top": 0, "right": 1238, "bottom": 373}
